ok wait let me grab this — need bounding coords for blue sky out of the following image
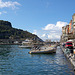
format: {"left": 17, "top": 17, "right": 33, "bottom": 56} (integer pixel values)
{"left": 0, "top": 0, "right": 75, "bottom": 41}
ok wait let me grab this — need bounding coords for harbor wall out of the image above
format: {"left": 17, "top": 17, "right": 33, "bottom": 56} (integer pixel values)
{"left": 60, "top": 45, "right": 75, "bottom": 71}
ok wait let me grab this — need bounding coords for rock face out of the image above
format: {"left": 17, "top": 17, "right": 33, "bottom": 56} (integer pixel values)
{"left": 0, "top": 20, "right": 43, "bottom": 43}
{"left": 0, "top": 20, "right": 12, "bottom": 28}
{"left": 0, "top": 20, "right": 36, "bottom": 39}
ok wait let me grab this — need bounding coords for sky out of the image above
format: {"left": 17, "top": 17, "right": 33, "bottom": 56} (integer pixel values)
{"left": 0, "top": 0, "right": 75, "bottom": 41}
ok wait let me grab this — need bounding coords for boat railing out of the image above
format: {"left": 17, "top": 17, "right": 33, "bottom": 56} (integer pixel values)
{"left": 31, "top": 45, "right": 56, "bottom": 51}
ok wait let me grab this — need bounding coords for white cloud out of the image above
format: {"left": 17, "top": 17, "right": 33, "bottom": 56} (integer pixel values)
{"left": 56, "top": 21, "right": 68, "bottom": 29}
{"left": 0, "top": 11, "right": 7, "bottom": 15}
{"left": 43, "top": 21, "right": 68, "bottom": 30}
{"left": 48, "top": 34, "right": 53, "bottom": 39}
{"left": 0, "top": 0, "right": 20, "bottom": 9}
{"left": 33, "top": 30, "right": 37, "bottom": 35}
{"left": 48, "top": 33, "right": 60, "bottom": 39}
{"left": 33, "top": 21, "right": 68, "bottom": 41}
{"left": 41, "top": 34, "right": 46, "bottom": 37}
{"left": 42, "top": 24, "right": 55, "bottom": 30}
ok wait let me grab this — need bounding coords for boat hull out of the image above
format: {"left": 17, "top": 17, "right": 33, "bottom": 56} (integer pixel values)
{"left": 29, "top": 48, "right": 56, "bottom": 54}
{"left": 19, "top": 45, "right": 32, "bottom": 48}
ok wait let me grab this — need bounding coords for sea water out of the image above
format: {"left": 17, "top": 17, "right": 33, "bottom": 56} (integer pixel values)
{"left": 0, "top": 45, "right": 75, "bottom": 75}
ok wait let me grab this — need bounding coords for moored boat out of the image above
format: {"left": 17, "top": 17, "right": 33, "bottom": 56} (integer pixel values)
{"left": 29, "top": 45, "right": 57, "bottom": 54}
{"left": 19, "top": 45, "right": 32, "bottom": 48}
{"left": 19, "top": 39, "right": 33, "bottom": 48}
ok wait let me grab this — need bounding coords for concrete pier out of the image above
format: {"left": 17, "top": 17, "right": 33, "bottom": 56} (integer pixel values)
{"left": 60, "top": 45, "right": 75, "bottom": 71}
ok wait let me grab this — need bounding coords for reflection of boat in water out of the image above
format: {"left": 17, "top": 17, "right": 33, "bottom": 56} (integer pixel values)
{"left": 29, "top": 45, "right": 57, "bottom": 54}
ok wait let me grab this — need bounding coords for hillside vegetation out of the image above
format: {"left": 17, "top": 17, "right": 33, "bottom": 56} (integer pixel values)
{"left": 0, "top": 20, "right": 40, "bottom": 40}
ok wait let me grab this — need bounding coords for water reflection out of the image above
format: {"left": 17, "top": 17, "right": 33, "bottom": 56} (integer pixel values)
{"left": 0, "top": 45, "right": 19, "bottom": 75}
{"left": 29, "top": 47, "right": 75, "bottom": 75}
{"left": 0, "top": 45, "right": 75, "bottom": 75}
{"left": 0, "top": 45, "right": 12, "bottom": 56}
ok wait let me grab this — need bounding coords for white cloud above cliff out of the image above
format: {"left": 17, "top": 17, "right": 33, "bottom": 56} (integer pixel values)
{"left": 33, "top": 30, "right": 37, "bottom": 35}
{"left": 56, "top": 21, "right": 68, "bottom": 29}
{"left": 33, "top": 21, "right": 68, "bottom": 41}
{"left": 43, "top": 21, "right": 68, "bottom": 30}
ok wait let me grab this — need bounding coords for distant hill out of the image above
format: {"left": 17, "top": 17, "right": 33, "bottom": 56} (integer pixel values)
{"left": 0, "top": 20, "right": 43, "bottom": 42}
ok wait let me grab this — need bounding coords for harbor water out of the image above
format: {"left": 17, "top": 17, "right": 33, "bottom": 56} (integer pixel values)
{"left": 0, "top": 45, "right": 75, "bottom": 75}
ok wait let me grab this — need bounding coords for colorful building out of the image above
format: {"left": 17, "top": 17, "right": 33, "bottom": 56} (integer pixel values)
{"left": 60, "top": 13, "right": 75, "bottom": 43}
{"left": 72, "top": 13, "right": 75, "bottom": 34}
{"left": 66, "top": 25, "right": 69, "bottom": 34}
{"left": 69, "top": 20, "right": 72, "bottom": 33}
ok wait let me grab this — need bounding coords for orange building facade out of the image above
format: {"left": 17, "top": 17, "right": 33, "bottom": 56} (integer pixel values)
{"left": 61, "top": 13, "right": 75, "bottom": 42}
{"left": 69, "top": 20, "right": 72, "bottom": 33}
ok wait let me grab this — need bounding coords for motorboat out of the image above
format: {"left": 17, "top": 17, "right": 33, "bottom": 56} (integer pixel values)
{"left": 29, "top": 45, "right": 57, "bottom": 54}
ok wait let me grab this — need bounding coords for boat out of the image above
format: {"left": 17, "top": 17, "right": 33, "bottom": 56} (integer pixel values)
{"left": 19, "top": 39, "right": 33, "bottom": 48}
{"left": 19, "top": 39, "right": 44, "bottom": 48}
{"left": 29, "top": 45, "right": 57, "bottom": 54}
{"left": 19, "top": 45, "right": 32, "bottom": 48}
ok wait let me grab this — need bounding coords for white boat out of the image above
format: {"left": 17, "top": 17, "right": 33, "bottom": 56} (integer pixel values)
{"left": 19, "top": 39, "right": 33, "bottom": 48}
{"left": 19, "top": 45, "right": 32, "bottom": 48}
{"left": 29, "top": 45, "right": 57, "bottom": 54}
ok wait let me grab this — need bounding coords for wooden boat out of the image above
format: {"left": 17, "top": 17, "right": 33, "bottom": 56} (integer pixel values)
{"left": 29, "top": 46, "right": 57, "bottom": 54}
